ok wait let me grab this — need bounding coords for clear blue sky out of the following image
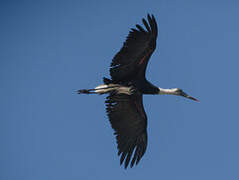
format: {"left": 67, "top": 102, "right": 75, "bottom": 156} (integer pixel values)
{"left": 1, "top": 0, "right": 239, "bottom": 179}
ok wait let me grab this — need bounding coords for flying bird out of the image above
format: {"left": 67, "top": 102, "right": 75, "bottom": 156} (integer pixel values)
{"left": 78, "top": 14, "right": 199, "bottom": 169}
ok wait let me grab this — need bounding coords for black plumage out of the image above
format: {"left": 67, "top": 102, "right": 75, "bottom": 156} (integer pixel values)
{"left": 78, "top": 13, "right": 199, "bottom": 169}
{"left": 110, "top": 14, "right": 158, "bottom": 84}
{"left": 105, "top": 93, "right": 147, "bottom": 168}
{"left": 105, "top": 14, "right": 158, "bottom": 168}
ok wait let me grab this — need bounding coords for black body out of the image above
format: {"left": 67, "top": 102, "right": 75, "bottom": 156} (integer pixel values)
{"left": 105, "top": 14, "right": 158, "bottom": 168}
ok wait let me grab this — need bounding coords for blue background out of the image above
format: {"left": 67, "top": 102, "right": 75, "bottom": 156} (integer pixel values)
{"left": 1, "top": 0, "right": 239, "bottom": 179}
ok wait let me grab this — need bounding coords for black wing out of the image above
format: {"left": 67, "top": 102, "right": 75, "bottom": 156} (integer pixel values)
{"left": 110, "top": 14, "right": 158, "bottom": 82}
{"left": 105, "top": 93, "right": 148, "bottom": 168}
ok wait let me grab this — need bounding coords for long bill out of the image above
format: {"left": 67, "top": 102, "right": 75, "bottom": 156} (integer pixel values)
{"left": 180, "top": 91, "right": 199, "bottom": 102}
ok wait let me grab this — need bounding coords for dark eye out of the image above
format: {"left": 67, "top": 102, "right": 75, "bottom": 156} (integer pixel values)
{"left": 177, "top": 89, "right": 183, "bottom": 93}
{"left": 178, "top": 89, "right": 183, "bottom": 94}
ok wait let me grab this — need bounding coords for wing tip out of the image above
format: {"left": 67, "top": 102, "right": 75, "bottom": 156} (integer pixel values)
{"left": 146, "top": 13, "right": 158, "bottom": 37}
{"left": 140, "top": 14, "right": 158, "bottom": 35}
{"left": 117, "top": 132, "right": 148, "bottom": 169}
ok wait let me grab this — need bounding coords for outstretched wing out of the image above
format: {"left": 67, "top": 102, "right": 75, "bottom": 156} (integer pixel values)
{"left": 105, "top": 93, "right": 148, "bottom": 168}
{"left": 110, "top": 14, "right": 158, "bottom": 82}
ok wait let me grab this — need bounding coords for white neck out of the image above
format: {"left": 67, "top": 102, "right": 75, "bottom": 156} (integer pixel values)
{"left": 158, "top": 88, "right": 178, "bottom": 95}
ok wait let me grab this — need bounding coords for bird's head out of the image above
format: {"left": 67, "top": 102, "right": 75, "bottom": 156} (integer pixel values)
{"left": 174, "top": 88, "right": 199, "bottom": 102}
